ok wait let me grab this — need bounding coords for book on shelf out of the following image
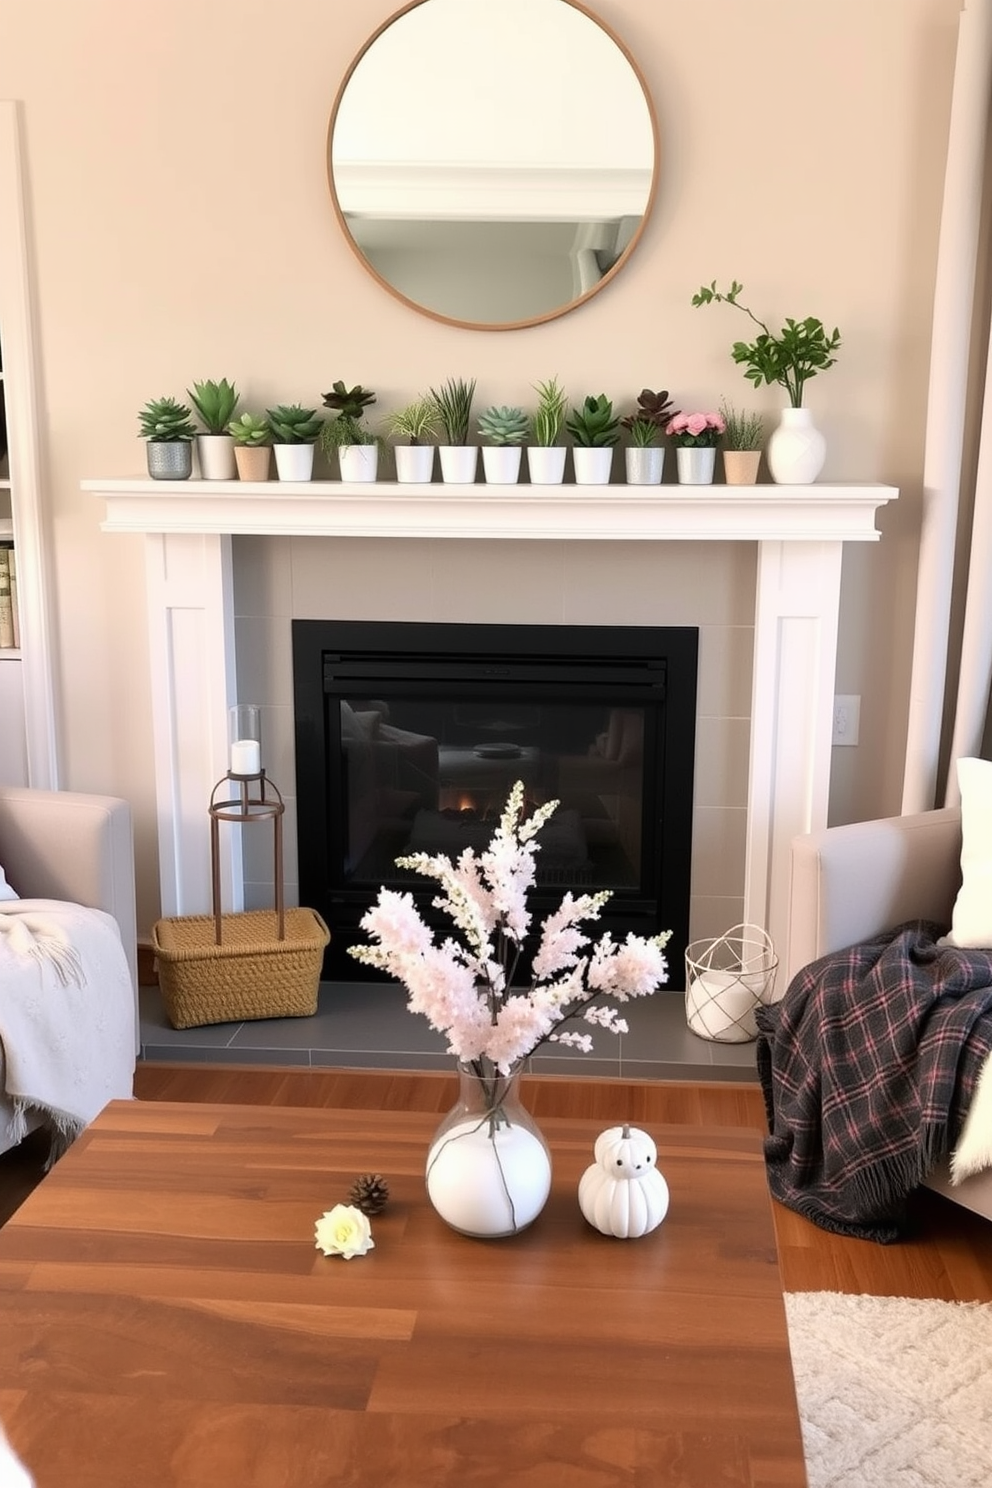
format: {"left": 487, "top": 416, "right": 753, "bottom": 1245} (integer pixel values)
{"left": 0, "top": 541, "right": 15, "bottom": 649}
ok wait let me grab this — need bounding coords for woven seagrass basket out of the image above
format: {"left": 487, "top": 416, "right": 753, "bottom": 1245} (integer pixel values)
{"left": 151, "top": 907, "right": 330, "bottom": 1030}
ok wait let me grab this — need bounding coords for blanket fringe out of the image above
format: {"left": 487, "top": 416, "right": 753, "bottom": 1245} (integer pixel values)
{"left": 11, "top": 1098, "right": 86, "bottom": 1169}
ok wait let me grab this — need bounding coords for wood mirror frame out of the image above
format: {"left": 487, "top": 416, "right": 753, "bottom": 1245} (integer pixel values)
{"left": 327, "top": 0, "right": 659, "bottom": 332}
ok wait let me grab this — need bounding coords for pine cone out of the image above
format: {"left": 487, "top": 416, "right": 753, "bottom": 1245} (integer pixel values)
{"left": 348, "top": 1173, "right": 390, "bottom": 1216}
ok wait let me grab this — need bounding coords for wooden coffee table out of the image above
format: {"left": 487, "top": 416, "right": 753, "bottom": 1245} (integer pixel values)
{"left": 0, "top": 1100, "right": 807, "bottom": 1486}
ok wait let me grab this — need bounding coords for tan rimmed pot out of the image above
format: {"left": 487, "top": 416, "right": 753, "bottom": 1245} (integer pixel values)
{"left": 722, "top": 449, "right": 762, "bottom": 486}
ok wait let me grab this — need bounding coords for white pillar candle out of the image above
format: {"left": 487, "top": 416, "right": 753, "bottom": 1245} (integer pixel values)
{"left": 686, "top": 970, "right": 759, "bottom": 1039}
{"left": 230, "top": 738, "right": 261, "bottom": 775}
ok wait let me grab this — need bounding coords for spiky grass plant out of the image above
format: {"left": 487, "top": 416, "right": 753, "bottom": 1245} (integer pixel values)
{"left": 719, "top": 400, "right": 764, "bottom": 451}
{"left": 188, "top": 378, "right": 240, "bottom": 434}
{"left": 530, "top": 376, "right": 567, "bottom": 447}
{"left": 429, "top": 377, "right": 476, "bottom": 445}
{"left": 383, "top": 396, "right": 441, "bottom": 446}
{"left": 477, "top": 405, "right": 529, "bottom": 446}
{"left": 138, "top": 396, "right": 198, "bottom": 442}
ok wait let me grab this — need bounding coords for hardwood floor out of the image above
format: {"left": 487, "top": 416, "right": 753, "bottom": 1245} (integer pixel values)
{"left": 3, "top": 1062, "right": 991, "bottom": 1303}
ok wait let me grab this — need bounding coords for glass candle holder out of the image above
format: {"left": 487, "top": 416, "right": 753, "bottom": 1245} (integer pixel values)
{"left": 229, "top": 704, "right": 261, "bottom": 776}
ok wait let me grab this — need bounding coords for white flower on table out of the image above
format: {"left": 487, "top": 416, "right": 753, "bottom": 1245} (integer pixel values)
{"left": 314, "top": 1203, "right": 375, "bottom": 1259}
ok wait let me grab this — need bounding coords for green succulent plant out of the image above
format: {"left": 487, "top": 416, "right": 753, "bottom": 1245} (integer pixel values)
{"left": 620, "top": 389, "right": 680, "bottom": 448}
{"left": 383, "top": 396, "right": 441, "bottom": 446}
{"left": 227, "top": 411, "right": 271, "bottom": 447}
{"left": 319, "top": 380, "right": 378, "bottom": 450}
{"left": 477, "top": 405, "right": 529, "bottom": 446}
{"left": 322, "top": 381, "right": 376, "bottom": 421}
{"left": 530, "top": 376, "right": 567, "bottom": 447}
{"left": 692, "top": 280, "right": 841, "bottom": 408}
{"left": 565, "top": 394, "right": 620, "bottom": 449}
{"left": 188, "top": 378, "right": 240, "bottom": 435}
{"left": 265, "top": 404, "right": 323, "bottom": 445}
{"left": 137, "top": 396, "right": 198, "bottom": 442}
{"left": 429, "top": 377, "right": 476, "bottom": 446}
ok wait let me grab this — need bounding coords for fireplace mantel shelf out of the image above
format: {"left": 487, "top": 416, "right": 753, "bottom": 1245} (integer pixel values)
{"left": 87, "top": 475, "right": 898, "bottom": 984}
{"left": 84, "top": 478, "right": 897, "bottom": 544}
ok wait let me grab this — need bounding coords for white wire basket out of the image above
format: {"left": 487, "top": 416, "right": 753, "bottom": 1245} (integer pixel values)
{"left": 684, "top": 923, "right": 779, "bottom": 1044}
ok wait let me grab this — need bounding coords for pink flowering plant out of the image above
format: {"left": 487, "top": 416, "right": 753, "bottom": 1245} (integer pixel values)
{"left": 348, "top": 781, "right": 671, "bottom": 1077}
{"left": 665, "top": 411, "right": 725, "bottom": 448}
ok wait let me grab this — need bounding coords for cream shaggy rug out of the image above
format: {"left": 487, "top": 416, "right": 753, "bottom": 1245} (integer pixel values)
{"left": 785, "top": 1291, "right": 992, "bottom": 1487}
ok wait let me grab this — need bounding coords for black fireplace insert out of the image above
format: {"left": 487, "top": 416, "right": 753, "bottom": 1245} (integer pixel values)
{"left": 292, "top": 619, "right": 698, "bottom": 981}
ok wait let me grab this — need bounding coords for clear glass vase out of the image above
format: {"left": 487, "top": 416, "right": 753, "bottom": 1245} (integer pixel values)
{"left": 425, "top": 1057, "right": 552, "bottom": 1238}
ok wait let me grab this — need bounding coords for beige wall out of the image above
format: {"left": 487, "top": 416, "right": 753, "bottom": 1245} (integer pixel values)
{"left": 0, "top": 0, "right": 962, "bottom": 941}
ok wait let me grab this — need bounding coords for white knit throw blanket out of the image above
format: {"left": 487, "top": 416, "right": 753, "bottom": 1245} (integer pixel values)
{"left": 0, "top": 898, "right": 135, "bottom": 1157}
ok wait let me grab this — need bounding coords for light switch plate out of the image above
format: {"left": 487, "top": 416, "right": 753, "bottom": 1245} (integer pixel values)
{"left": 832, "top": 695, "right": 860, "bottom": 746}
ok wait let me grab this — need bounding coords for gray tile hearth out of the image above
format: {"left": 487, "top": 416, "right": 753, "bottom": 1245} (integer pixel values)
{"left": 139, "top": 984, "right": 759, "bottom": 1083}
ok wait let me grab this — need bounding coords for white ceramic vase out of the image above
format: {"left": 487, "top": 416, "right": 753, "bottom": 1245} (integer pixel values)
{"left": 625, "top": 447, "right": 664, "bottom": 485}
{"left": 338, "top": 444, "right": 379, "bottom": 482}
{"left": 394, "top": 445, "right": 435, "bottom": 483}
{"left": 439, "top": 445, "right": 479, "bottom": 484}
{"left": 481, "top": 446, "right": 522, "bottom": 484}
{"left": 676, "top": 446, "right": 716, "bottom": 485}
{"left": 766, "top": 407, "right": 825, "bottom": 485}
{"left": 572, "top": 447, "right": 614, "bottom": 485}
{"left": 273, "top": 444, "right": 315, "bottom": 481}
{"left": 196, "top": 433, "right": 237, "bottom": 481}
{"left": 525, "top": 446, "right": 567, "bottom": 485}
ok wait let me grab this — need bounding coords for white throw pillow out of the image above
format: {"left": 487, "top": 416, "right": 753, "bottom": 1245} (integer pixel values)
{"left": 0, "top": 862, "right": 19, "bottom": 902}
{"left": 945, "top": 756, "right": 992, "bottom": 947}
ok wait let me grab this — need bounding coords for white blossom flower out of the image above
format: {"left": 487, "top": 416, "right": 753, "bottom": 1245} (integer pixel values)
{"left": 347, "top": 782, "right": 671, "bottom": 1067}
{"left": 314, "top": 1204, "right": 375, "bottom": 1259}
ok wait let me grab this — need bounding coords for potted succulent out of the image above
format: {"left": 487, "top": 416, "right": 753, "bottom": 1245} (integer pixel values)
{"left": 266, "top": 403, "right": 323, "bottom": 481}
{"left": 384, "top": 395, "right": 440, "bottom": 483}
{"left": 138, "top": 395, "right": 198, "bottom": 480}
{"left": 620, "top": 389, "right": 678, "bottom": 486}
{"left": 565, "top": 394, "right": 619, "bottom": 484}
{"left": 719, "top": 400, "right": 764, "bottom": 485}
{"left": 692, "top": 280, "right": 841, "bottom": 484}
{"left": 477, "top": 404, "right": 528, "bottom": 484}
{"left": 320, "top": 382, "right": 381, "bottom": 482}
{"left": 228, "top": 411, "right": 272, "bottom": 482}
{"left": 429, "top": 377, "right": 477, "bottom": 483}
{"left": 665, "top": 411, "right": 725, "bottom": 485}
{"left": 188, "top": 378, "right": 240, "bottom": 480}
{"left": 526, "top": 376, "right": 568, "bottom": 485}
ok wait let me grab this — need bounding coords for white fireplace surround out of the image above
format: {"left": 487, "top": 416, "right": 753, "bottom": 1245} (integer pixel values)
{"left": 85, "top": 477, "right": 897, "bottom": 985}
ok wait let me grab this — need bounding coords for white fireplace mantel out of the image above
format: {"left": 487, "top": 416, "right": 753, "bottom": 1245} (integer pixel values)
{"left": 85, "top": 477, "right": 898, "bottom": 984}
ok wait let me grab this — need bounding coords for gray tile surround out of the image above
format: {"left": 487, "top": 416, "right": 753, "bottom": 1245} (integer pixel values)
{"left": 139, "top": 983, "right": 760, "bottom": 1084}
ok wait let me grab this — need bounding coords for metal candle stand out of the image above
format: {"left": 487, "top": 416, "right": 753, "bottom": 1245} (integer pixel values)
{"left": 209, "top": 769, "right": 285, "bottom": 944}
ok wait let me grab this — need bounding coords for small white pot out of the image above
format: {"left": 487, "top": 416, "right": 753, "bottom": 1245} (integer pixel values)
{"left": 438, "top": 445, "right": 479, "bottom": 483}
{"left": 572, "top": 447, "right": 614, "bottom": 485}
{"left": 525, "top": 446, "right": 567, "bottom": 485}
{"left": 195, "top": 433, "right": 237, "bottom": 481}
{"left": 676, "top": 446, "right": 716, "bottom": 485}
{"left": 481, "top": 446, "right": 522, "bottom": 484}
{"left": 624, "top": 447, "right": 664, "bottom": 485}
{"left": 338, "top": 444, "right": 379, "bottom": 482}
{"left": 394, "top": 444, "right": 435, "bottom": 483}
{"left": 273, "top": 443, "right": 315, "bottom": 482}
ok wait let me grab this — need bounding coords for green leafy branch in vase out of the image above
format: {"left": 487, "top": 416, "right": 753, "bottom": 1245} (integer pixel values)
{"left": 692, "top": 280, "right": 841, "bottom": 409}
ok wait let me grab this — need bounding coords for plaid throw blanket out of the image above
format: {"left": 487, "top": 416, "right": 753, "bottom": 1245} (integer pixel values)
{"left": 756, "top": 921, "right": 992, "bottom": 1243}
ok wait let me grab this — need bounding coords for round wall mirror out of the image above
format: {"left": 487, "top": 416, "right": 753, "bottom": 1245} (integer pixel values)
{"left": 327, "top": 0, "right": 659, "bottom": 331}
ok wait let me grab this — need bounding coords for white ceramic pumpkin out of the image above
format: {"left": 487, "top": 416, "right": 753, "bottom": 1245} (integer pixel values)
{"left": 578, "top": 1123, "right": 669, "bottom": 1239}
